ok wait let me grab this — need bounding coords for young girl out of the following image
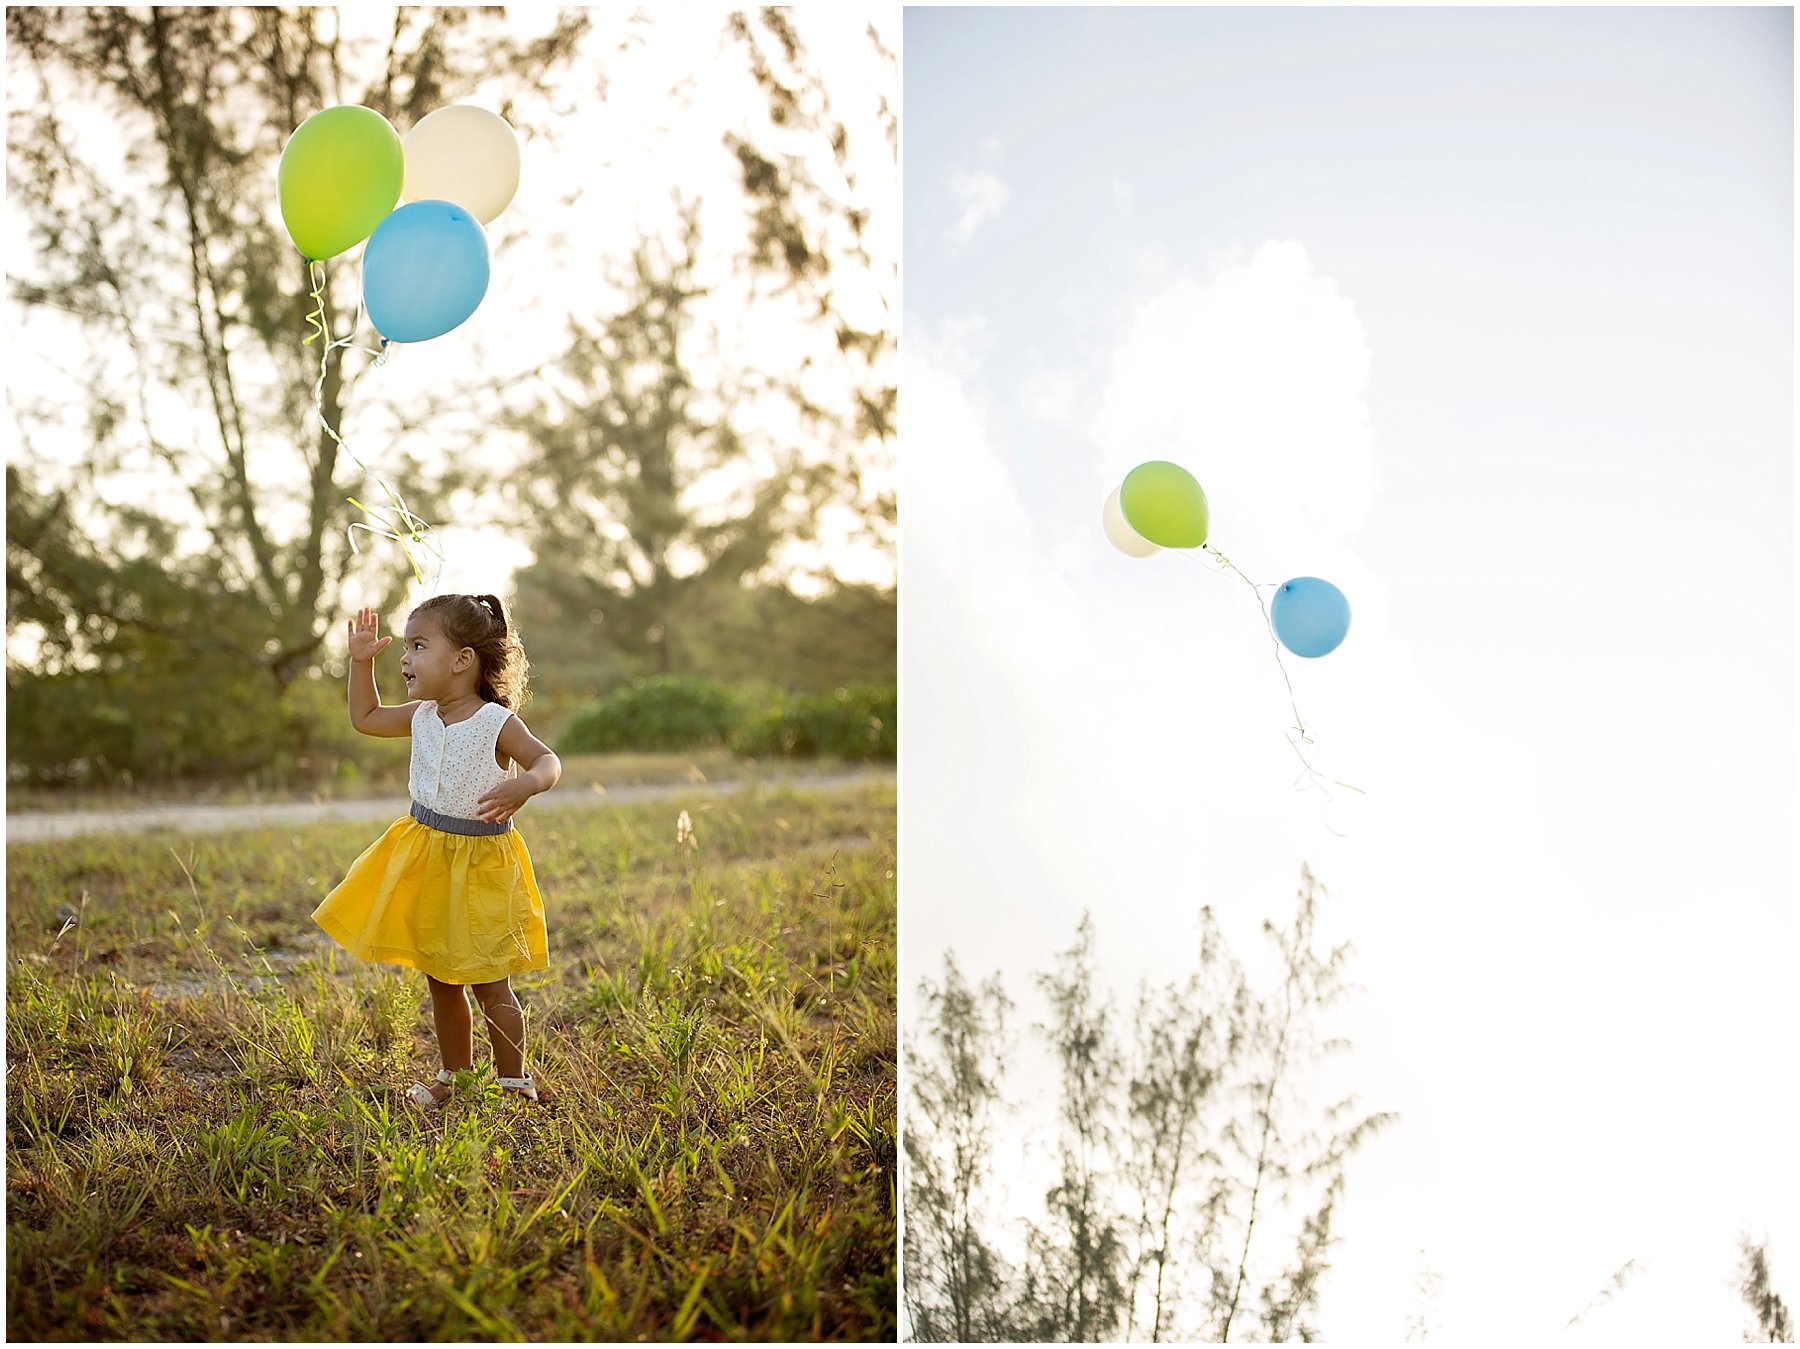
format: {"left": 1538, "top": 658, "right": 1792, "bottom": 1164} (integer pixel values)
{"left": 313, "top": 593, "right": 561, "bottom": 1107}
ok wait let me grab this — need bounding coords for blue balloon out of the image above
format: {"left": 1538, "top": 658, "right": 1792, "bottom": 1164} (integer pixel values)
{"left": 1271, "top": 577, "right": 1351, "bottom": 658}
{"left": 360, "top": 200, "right": 490, "bottom": 342}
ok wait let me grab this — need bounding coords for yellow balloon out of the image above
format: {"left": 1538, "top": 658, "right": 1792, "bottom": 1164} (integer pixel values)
{"left": 402, "top": 105, "right": 521, "bottom": 225}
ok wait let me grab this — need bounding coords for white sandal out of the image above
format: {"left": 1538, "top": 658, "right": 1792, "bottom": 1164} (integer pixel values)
{"left": 497, "top": 1074, "right": 538, "bottom": 1101}
{"left": 405, "top": 1068, "right": 456, "bottom": 1108}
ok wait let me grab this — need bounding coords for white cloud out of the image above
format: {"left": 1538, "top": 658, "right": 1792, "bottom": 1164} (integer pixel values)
{"left": 1094, "top": 240, "right": 1377, "bottom": 570}
{"left": 902, "top": 330, "right": 1120, "bottom": 986}
{"left": 906, "top": 254, "right": 1685, "bottom": 1336}
{"left": 920, "top": 312, "right": 991, "bottom": 380}
{"left": 945, "top": 167, "right": 1010, "bottom": 243}
{"left": 1015, "top": 366, "right": 1078, "bottom": 428}
{"left": 905, "top": 258, "right": 1497, "bottom": 991}
{"left": 903, "top": 9, "right": 1796, "bottom": 1331}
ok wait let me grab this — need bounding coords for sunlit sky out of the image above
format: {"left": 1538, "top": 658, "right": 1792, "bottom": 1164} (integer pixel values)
{"left": 902, "top": 6, "right": 1794, "bottom": 1341}
{"left": 4, "top": 6, "right": 896, "bottom": 664}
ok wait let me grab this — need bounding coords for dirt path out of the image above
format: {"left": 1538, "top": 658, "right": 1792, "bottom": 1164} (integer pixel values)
{"left": 4, "top": 768, "right": 893, "bottom": 843}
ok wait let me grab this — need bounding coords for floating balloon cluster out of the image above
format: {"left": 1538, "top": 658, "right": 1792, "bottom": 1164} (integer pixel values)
{"left": 1104, "top": 459, "right": 1360, "bottom": 820}
{"left": 276, "top": 103, "right": 522, "bottom": 582}
{"left": 279, "top": 102, "right": 517, "bottom": 339}
{"left": 1105, "top": 459, "right": 1350, "bottom": 657}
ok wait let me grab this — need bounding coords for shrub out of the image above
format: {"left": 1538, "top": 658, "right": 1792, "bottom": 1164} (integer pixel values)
{"left": 6, "top": 664, "right": 385, "bottom": 791}
{"left": 5, "top": 664, "right": 283, "bottom": 785}
{"left": 729, "top": 684, "right": 895, "bottom": 761}
{"left": 729, "top": 703, "right": 805, "bottom": 759}
{"left": 556, "top": 675, "right": 747, "bottom": 754}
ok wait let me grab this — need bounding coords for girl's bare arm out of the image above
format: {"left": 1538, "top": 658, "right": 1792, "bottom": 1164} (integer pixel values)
{"left": 347, "top": 607, "right": 417, "bottom": 737}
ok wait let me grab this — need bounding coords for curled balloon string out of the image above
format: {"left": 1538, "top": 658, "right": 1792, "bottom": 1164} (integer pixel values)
{"left": 303, "top": 262, "right": 442, "bottom": 589}
{"left": 301, "top": 261, "right": 329, "bottom": 347}
{"left": 1286, "top": 728, "right": 1363, "bottom": 839}
{"left": 346, "top": 496, "right": 443, "bottom": 587}
{"left": 1179, "top": 545, "right": 1365, "bottom": 833}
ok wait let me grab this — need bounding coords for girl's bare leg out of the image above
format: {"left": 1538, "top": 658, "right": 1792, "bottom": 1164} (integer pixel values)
{"left": 471, "top": 978, "right": 527, "bottom": 1081}
{"left": 424, "top": 974, "right": 475, "bottom": 1103}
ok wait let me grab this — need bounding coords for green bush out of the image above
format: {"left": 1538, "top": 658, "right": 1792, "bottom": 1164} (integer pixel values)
{"left": 6, "top": 665, "right": 387, "bottom": 791}
{"left": 272, "top": 671, "right": 376, "bottom": 786}
{"left": 552, "top": 678, "right": 897, "bottom": 761}
{"left": 729, "top": 684, "right": 896, "bottom": 762}
{"left": 556, "top": 675, "right": 747, "bottom": 754}
{"left": 5, "top": 672, "right": 140, "bottom": 786}
{"left": 728, "top": 704, "right": 802, "bottom": 759}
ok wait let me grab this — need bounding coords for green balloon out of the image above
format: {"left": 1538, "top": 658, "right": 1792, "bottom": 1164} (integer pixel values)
{"left": 1119, "top": 460, "right": 1210, "bottom": 548}
{"left": 278, "top": 106, "right": 404, "bottom": 261}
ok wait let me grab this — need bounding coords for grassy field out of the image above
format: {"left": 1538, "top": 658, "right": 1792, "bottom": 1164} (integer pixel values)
{"left": 5, "top": 779, "right": 896, "bottom": 1341}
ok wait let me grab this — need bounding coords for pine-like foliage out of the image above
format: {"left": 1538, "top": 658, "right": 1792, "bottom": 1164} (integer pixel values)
{"left": 505, "top": 10, "right": 897, "bottom": 690}
{"left": 1740, "top": 1237, "right": 1795, "bottom": 1343}
{"left": 904, "top": 956, "right": 1016, "bottom": 1342}
{"left": 7, "top": 8, "right": 895, "bottom": 779}
{"left": 1026, "top": 915, "right": 1133, "bottom": 1341}
{"left": 6, "top": 8, "right": 588, "bottom": 686}
{"left": 903, "top": 865, "right": 1392, "bottom": 1342}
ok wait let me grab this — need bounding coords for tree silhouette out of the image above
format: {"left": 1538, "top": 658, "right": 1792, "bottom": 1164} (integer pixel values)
{"left": 5, "top": 7, "right": 586, "bottom": 686}
{"left": 6, "top": 7, "right": 895, "bottom": 780}
{"left": 508, "top": 11, "right": 896, "bottom": 690}
{"left": 1119, "top": 906, "right": 1243, "bottom": 1341}
{"left": 509, "top": 209, "right": 807, "bottom": 679}
{"left": 1739, "top": 1236, "right": 1794, "bottom": 1343}
{"left": 903, "top": 866, "right": 1391, "bottom": 1342}
{"left": 1222, "top": 867, "right": 1393, "bottom": 1342}
{"left": 1027, "top": 915, "right": 1131, "bottom": 1341}
{"left": 904, "top": 955, "right": 1016, "bottom": 1342}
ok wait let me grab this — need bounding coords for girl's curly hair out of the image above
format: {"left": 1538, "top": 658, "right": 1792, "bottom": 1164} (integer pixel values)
{"left": 409, "top": 592, "right": 529, "bottom": 709}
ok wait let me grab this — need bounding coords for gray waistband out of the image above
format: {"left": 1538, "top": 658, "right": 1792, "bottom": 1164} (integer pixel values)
{"left": 411, "top": 800, "right": 512, "bottom": 836}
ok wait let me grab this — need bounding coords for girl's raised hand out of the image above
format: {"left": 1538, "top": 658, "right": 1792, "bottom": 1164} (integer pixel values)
{"left": 347, "top": 607, "right": 393, "bottom": 662}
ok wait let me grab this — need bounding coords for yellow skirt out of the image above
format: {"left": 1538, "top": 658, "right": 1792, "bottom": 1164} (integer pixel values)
{"left": 312, "top": 815, "right": 549, "bottom": 985}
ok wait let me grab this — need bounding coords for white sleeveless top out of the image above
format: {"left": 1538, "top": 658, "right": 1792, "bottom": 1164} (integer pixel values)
{"left": 409, "top": 700, "right": 515, "bottom": 818}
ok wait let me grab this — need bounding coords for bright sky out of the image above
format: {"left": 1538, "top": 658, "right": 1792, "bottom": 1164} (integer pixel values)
{"left": 901, "top": 7, "right": 1794, "bottom": 1341}
{"left": 4, "top": 6, "right": 896, "bottom": 659}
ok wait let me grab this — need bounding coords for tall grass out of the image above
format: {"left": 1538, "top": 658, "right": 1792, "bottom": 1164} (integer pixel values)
{"left": 5, "top": 780, "right": 895, "bottom": 1340}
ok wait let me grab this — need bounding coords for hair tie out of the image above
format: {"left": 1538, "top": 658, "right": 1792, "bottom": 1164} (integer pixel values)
{"left": 477, "top": 593, "right": 506, "bottom": 634}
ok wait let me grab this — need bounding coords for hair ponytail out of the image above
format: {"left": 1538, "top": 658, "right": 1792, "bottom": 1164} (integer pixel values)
{"left": 410, "top": 592, "right": 529, "bottom": 709}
